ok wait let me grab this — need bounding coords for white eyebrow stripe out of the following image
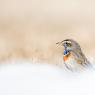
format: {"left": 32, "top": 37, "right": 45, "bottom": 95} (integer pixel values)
{"left": 64, "top": 41, "right": 71, "bottom": 44}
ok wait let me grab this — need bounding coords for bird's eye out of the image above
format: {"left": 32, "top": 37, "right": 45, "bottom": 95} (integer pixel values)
{"left": 66, "top": 42, "right": 72, "bottom": 47}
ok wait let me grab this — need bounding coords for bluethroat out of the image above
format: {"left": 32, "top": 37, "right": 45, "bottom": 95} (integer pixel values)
{"left": 56, "top": 39, "right": 91, "bottom": 71}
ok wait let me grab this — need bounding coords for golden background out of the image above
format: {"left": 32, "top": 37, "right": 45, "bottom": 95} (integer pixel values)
{"left": 0, "top": 0, "right": 95, "bottom": 64}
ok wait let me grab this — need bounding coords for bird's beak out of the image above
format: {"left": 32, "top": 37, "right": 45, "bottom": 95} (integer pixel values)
{"left": 56, "top": 42, "right": 61, "bottom": 45}
{"left": 56, "top": 41, "right": 67, "bottom": 51}
{"left": 56, "top": 41, "right": 64, "bottom": 47}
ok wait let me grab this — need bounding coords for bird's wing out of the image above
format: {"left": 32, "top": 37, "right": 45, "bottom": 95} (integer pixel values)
{"left": 72, "top": 50, "right": 86, "bottom": 65}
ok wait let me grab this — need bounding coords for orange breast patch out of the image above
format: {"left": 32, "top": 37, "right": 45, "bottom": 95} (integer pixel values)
{"left": 63, "top": 52, "right": 71, "bottom": 61}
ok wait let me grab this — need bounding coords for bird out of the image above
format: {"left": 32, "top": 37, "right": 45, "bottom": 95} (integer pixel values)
{"left": 56, "top": 39, "right": 91, "bottom": 71}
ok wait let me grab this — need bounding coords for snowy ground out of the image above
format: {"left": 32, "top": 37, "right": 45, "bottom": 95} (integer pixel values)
{"left": 0, "top": 59, "right": 95, "bottom": 95}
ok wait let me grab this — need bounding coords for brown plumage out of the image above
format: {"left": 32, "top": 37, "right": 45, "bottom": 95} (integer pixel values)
{"left": 56, "top": 39, "right": 91, "bottom": 71}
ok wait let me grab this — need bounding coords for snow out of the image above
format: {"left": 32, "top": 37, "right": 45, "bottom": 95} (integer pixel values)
{"left": 0, "top": 59, "right": 95, "bottom": 95}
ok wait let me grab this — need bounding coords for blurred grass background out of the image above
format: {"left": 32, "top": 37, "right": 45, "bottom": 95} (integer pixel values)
{"left": 0, "top": 0, "right": 95, "bottom": 64}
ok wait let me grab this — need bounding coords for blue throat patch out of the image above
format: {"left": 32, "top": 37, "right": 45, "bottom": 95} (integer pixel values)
{"left": 64, "top": 50, "right": 69, "bottom": 55}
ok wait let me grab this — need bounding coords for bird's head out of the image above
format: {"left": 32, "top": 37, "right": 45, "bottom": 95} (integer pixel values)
{"left": 56, "top": 39, "right": 81, "bottom": 54}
